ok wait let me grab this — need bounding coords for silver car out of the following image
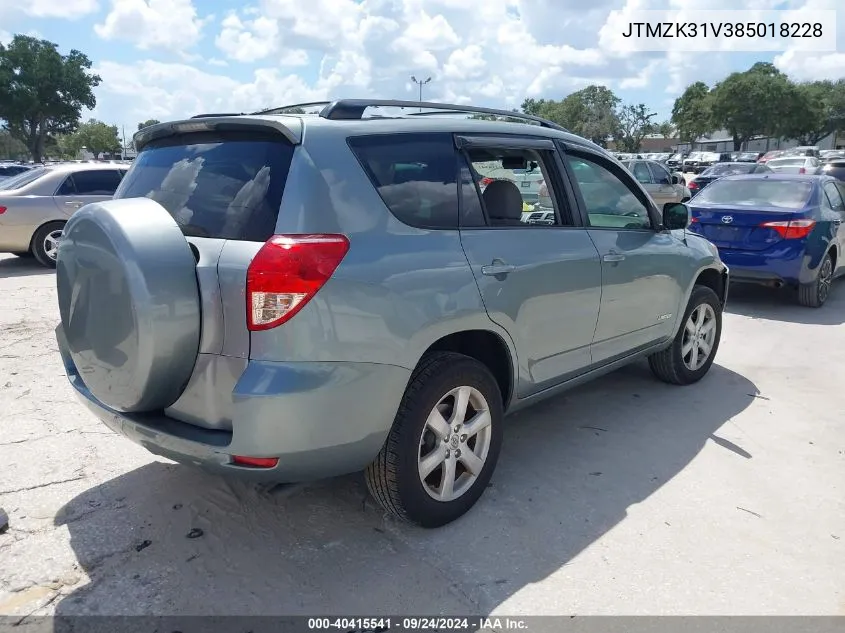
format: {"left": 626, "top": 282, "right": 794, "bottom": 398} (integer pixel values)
{"left": 55, "top": 100, "right": 729, "bottom": 527}
{"left": 766, "top": 156, "right": 821, "bottom": 174}
{"left": 621, "top": 159, "right": 691, "bottom": 206}
{"left": 0, "top": 163, "right": 128, "bottom": 266}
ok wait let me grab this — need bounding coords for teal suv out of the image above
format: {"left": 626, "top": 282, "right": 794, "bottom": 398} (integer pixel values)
{"left": 55, "top": 99, "right": 729, "bottom": 527}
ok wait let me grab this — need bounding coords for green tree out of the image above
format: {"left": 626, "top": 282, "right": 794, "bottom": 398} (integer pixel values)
{"left": 72, "top": 118, "right": 121, "bottom": 159}
{"left": 0, "top": 35, "right": 100, "bottom": 162}
{"left": 522, "top": 86, "right": 621, "bottom": 147}
{"left": 0, "top": 129, "right": 27, "bottom": 160}
{"left": 709, "top": 62, "right": 795, "bottom": 150}
{"left": 615, "top": 103, "right": 657, "bottom": 152}
{"left": 671, "top": 82, "right": 712, "bottom": 146}
{"left": 779, "top": 80, "right": 845, "bottom": 145}
{"left": 656, "top": 121, "right": 676, "bottom": 139}
{"left": 47, "top": 133, "right": 83, "bottom": 160}
{"left": 137, "top": 119, "right": 161, "bottom": 130}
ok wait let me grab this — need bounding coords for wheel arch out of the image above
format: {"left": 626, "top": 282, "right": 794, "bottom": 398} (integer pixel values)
{"left": 28, "top": 219, "right": 66, "bottom": 253}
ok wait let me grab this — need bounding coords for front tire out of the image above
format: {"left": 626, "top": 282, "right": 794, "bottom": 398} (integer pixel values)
{"left": 31, "top": 221, "right": 65, "bottom": 268}
{"left": 365, "top": 352, "right": 504, "bottom": 528}
{"left": 649, "top": 285, "right": 722, "bottom": 385}
{"left": 798, "top": 252, "right": 833, "bottom": 308}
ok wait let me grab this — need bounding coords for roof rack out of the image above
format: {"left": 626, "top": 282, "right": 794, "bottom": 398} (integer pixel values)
{"left": 253, "top": 102, "right": 332, "bottom": 115}
{"left": 252, "top": 99, "right": 569, "bottom": 132}
{"left": 192, "top": 112, "right": 245, "bottom": 118}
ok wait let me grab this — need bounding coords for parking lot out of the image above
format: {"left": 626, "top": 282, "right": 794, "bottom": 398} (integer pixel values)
{"left": 0, "top": 251, "right": 843, "bottom": 618}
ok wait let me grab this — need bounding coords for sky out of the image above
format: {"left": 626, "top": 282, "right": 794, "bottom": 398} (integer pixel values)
{"left": 0, "top": 0, "right": 843, "bottom": 138}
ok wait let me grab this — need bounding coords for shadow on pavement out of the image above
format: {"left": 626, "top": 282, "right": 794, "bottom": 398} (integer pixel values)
{"left": 53, "top": 362, "right": 758, "bottom": 616}
{"left": 0, "top": 255, "right": 53, "bottom": 279}
{"left": 725, "top": 281, "right": 845, "bottom": 326}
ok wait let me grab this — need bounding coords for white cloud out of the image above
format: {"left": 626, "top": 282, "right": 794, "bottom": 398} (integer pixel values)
{"left": 18, "top": 0, "right": 99, "bottom": 19}
{"left": 0, "top": 31, "right": 10, "bottom": 46}
{"left": 215, "top": 11, "right": 309, "bottom": 65}
{"left": 94, "top": 0, "right": 207, "bottom": 51}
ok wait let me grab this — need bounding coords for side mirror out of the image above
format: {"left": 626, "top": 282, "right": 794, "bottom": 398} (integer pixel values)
{"left": 663, "top": 202, "right": 690, "bottom": 230}
{"left": 671, "top": 173, "right": 683, "bottom": 184}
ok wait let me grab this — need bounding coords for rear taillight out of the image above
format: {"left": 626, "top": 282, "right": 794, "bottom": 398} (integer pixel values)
{"left": 0, "top": 206, "right": 6, "bottom": 214}
{"left": 246, "top": 234, "right": 350, "bottom": 331}
{"left": 480, "top": 177, "right": 493, "bottom": 186}
{"left": 688, "top": 180, "right": 699, "bottom": 190}
{"left": 760, "top": 219, "right": 815, "bottom": 239}
{"left": 689, "top": 216, "right": 699, "bottom": 223}
{"left": 798, "top": 167, "right": 806, "bottom": 174}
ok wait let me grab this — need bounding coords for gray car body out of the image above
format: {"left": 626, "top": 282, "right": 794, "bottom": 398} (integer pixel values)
{"left": 0, "top": 163, "right": 128, "bottom": 254}
{"left": 56, "top": 113, "right": 729, "bottom": 482}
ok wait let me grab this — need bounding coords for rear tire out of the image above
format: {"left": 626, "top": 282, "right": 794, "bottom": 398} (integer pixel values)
{"left": 798, "top": 252, "right": 833, "bottom": 308}
{"left": 649, "top": 285, "right": 722, "bottom": 385}
{"left": 365, "top": 352, "right": 504, "bottom": 528}
{"left": 31, "top": 221, "right": 65, "bottom": 268}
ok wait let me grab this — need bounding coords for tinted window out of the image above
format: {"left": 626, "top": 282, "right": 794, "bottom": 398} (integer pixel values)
{"left": 631, "top": 161, "right": 652, "bottom": 184}
{"left": 349, "top": 133, "right": 458, "bottom": 229}
{"left": 648, "top": 161, "right": 672, "bottom": 185}
{"left": 116, "top": 131, "right": 294, "bottom": 241}
{"left": 463, "top": 146, "right": 568, "bottom": 227}
{"left": 0, "top": 165, "right": 29, "bottom": 176}
{"left": 823, "top": 182, "right": 845, "bottom": 212}
{"left": 0, "top": 167, "right": 47, "bottom": 190}
{"left": 693, "top": 179, "right": 813, "bottom": 210}
{"left": 56, "top": 176, "right": 76, "bottom": 195}
{"left": 69, "top": 170, "right": 124, "bottom": 195}
{"left": 567, "top": 154, "right": 652, "bottom": 230}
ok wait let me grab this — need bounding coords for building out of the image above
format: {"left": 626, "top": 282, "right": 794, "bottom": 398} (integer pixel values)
{"left": 676, "top": 129, "right": 844, "bottom": 153}
{"left": 607, "top": 133, "right": 680, "bottom": 153}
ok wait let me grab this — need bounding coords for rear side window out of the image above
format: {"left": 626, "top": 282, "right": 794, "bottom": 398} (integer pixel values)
{"left": 59, "top": 170, "right": 124, "bottom": 195}
{"left": 116, "top": 131, "right": 294, "bottom": 241}
{"left": 0, "top": 167, "right": 46, "bottom": 190}
{"left": 348, "top": 133, "right": 458, "bottom": 229}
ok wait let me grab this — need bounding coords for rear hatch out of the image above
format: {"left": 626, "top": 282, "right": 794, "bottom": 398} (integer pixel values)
{"left": 56, "top": 117, "right": 301, "bottom": 430}
{"left": 687, "top": 177, "right": 814, "bottom": 251}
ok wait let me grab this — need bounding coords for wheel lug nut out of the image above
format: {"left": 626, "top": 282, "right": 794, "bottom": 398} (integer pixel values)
{"left": 445, "top": 449, "right": 450, "bottom": 458}
{"left": 460, "top": 434, "right": 467, "bottom": 442}
{"left": 454, "top": 425, "right": 460, "bottom": 433}
{"left": 455, "top": 449, "right": 461, "bottom": 458}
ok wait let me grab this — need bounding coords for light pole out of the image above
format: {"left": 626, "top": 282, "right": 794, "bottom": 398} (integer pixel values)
{"left": 410, "top": 75, "right": 431, "bottom": 109}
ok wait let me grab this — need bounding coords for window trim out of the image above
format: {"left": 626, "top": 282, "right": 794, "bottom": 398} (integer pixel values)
{"left": 559, "top": 144, "right": 660, "bottom": 232}
{"left": 456, "top": 135, "right": 579, "bottom": 230}
{"left": 631, "top": 160, "right": 654, "bottom": 185}
{"left": 54, "top": 174, "right": 77, "bottom": 196}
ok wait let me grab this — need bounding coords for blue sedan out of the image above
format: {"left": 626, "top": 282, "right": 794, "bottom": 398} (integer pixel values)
{"left": 686, "top": 174, "right": 845, "bottom": 307}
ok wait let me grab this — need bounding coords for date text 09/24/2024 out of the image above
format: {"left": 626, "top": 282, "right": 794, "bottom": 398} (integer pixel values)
{"left": 306, "top": 617, "right": 529, "bottom": 631}
{"left": 622, "top": 22, "right": 823, "bottom": 39}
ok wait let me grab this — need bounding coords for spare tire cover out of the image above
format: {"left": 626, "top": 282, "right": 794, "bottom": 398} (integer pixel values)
{"left": 56, "top": 198, "right": 201, "bottom": 413}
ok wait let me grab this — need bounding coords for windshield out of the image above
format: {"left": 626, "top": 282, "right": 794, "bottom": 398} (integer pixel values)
{"left": 702, "top": 163, "right": 755, "bottom": 177}
{"left": 693, "top": 179, "right": 813, "bottom": 210}
{"left": 0, "top": 167, "right": 47, "bottom": 190}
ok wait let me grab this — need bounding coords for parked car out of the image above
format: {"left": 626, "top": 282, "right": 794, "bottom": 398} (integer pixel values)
{"left": 820, "top": 150, "right": 845, "bottom": 161}
{"left": 692, "top": 152, "right": 733, "bottom": 174}
{"left": 687, "top": 162, "right": 774, "bottom": 196}
{"left": 682, "top": 151, "right": 705, "bottom": 173}
{"left": 53, "top": 99, "right": 729, "bottom": 528}
{"left": 784, "top": 146, "right": 821, "bottom": 158}
{"left": 757, "top": 150, "right": 787, "bottom": 164}
{"left": 735, "top": 152, "right": 763, "bottom": 163}
{"left": 0, "top": 163, "right": 128, "bottom": 266}
{"left": 621, "top": 159, "right": 691, "bottom": 205}
{"left": 666, "top": 152, "right": 685, "bottom": 170}
{"left": 765, "top": 156, "right": 820, "bottom": 174}
{"left": 816, "top": 159, "right": 845, "bottom": 181}
{"left": 687, "top": 174, "right": 845, "bottom": 307}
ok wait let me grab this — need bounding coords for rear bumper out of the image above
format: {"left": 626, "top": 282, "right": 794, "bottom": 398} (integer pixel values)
{"left": 57, "top": 325, "right": 409, "bottom": 482}
{"left": 717, "top": 243, "right": 806, "bottom": 286}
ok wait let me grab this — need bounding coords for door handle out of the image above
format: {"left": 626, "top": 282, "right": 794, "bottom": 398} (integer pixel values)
{"left": 603, "top": 252, "right": 626, "bottom": 263}
{"left": 64, "top": 201, "right": 83, "bottom": 208}
{"left": 481, "top": 262, "right": 516, "bottom": 276}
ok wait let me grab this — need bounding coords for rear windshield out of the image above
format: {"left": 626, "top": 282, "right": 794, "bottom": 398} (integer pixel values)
{"left": 702, "top": 163, "right": 755, "bottom": 176}
{"left": 115, "top": 131, "right": 294, "bottom": 241}
{"left": 694, "top": 179, "right": 813, "bottom": 209}
{"left": 0, "top": 167, "right": 47, "bottom": 190}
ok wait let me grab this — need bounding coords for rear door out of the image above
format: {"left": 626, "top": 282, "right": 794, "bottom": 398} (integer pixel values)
{"left": 53, "top": 169, "right": 124, "bottom": 215}
{"left": 457, "top": 135, "right": 602, "bottom": 397}
{"left": 823, "top": 182, "right": 845, "bottom": 274}
{"left": 647, "top": 160, "right": 681, "bottom": 205}
{"left": 562, "top": 148, "right": 687, "bottom": 364}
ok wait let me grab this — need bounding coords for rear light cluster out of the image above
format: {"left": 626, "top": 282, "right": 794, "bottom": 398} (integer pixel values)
{"left": 798, "top": 167, "right": 806, "bottom": 174}
{"left": 246, "top": 234, "right": 350, "bottom": 331}
{"left": 687, "top": 181, "right": 699, "bottom": 190}
{"left": 760, "top": 219, "right": 815, "bottom": 239}
{"left": 480, "top": 177, "right": 494, "bottom": 187}
{"left": 0, "top": 206, "right": 6, "bottom": 214}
